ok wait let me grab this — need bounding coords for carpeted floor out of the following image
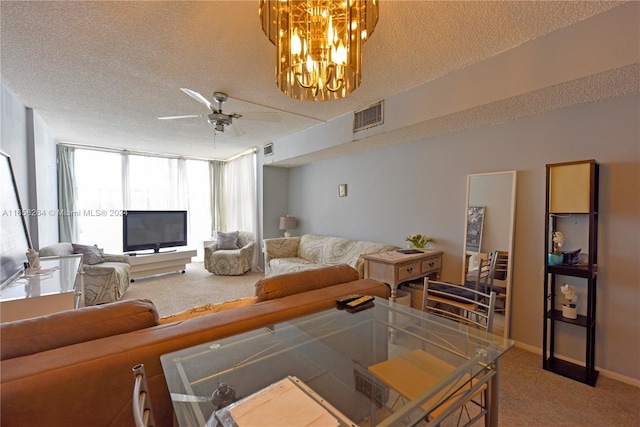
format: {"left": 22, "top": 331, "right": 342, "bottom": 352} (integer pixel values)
{"left": 121, "top": 261, "right": 264, "bottom": 317}
{"left": 122, "top": 262, "right": 640, "bottom": 426}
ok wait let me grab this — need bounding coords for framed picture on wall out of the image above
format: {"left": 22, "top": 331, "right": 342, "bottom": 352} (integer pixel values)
{"left": 466, "top": 206, "right": 485, "bottom": 253}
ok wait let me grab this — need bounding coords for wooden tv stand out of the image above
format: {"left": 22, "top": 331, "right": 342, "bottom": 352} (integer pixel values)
{"left": 128, "top": 249, "right": 197, "bottom": 281}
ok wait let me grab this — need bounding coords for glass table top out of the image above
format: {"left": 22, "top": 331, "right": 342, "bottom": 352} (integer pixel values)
{"left": 161, "top": 298, "right": 514, "bottom": 427}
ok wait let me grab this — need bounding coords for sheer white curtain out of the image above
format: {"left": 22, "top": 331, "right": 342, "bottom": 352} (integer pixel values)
{"left": 184, "top": 159, "right": 211, "bottom": 260}
{"left": 222, "top": 152, "right": 261, "bottom": 270}
{"left": 74, "top": 150, "right": 123, "bottom": 252}
{"left": 72, "top": 149, "right": 212, "bottom": 258}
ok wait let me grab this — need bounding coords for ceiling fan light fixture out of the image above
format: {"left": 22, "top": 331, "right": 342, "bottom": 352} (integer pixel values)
{"left": 259, "top": 0, "right": 378, "bottom": 101}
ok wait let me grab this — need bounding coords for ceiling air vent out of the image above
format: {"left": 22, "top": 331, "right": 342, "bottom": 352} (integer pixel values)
{"left": 354, "top": 101, "right": 383, "bottom": 132}
{"left": 263, "top": 143, "right": 274, "bottom": 156}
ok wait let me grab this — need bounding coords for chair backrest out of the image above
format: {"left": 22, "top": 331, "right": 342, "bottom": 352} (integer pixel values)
{"left": 491, "top": 250, "right": 509, "bottom": 283}
{"left": 469, "top": 254, "right": 497, "bottom": 296}
{"left": 237, "top": 231, "right": 255, "bottom": 248}
{"left": 132, "top": 364, "right": 155, "bottom": 427}
{"left": 425, "top": 279, "right": 496, "bottom": 333}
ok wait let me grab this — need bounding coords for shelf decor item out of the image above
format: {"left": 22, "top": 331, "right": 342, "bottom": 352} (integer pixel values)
{"left": 560, "top": 283, "right": 578, "bottom": 319}
{"left": 405, "top": 234, "right": 434, "bottom": 249}
{"left": 548, "top": 231, "right": 565, "bottom": 265}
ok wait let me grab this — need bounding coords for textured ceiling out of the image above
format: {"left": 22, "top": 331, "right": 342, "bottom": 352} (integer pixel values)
{"left": 0, "top": 1, "right": 627, "bottom": 161}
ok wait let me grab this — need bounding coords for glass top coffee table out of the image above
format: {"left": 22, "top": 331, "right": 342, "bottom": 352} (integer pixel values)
{"left": 161, "top": 299, "right": 513, "bottom": 427}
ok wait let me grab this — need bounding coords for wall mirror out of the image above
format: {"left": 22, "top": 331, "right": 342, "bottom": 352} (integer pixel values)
{"left": 462, "top": 171, "right": 517, "bottom": 339}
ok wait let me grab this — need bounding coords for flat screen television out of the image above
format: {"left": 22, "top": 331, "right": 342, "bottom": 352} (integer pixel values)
{"left": 1, "top": 152, "right": 33, "bottom": 289}
{"left": 123, "top": 210, "right": 187, "bottom": 253}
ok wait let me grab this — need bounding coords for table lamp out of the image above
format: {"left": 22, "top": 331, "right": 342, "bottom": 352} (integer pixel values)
{"left": 279, "top": 216, "right": 297, "bottom": 237}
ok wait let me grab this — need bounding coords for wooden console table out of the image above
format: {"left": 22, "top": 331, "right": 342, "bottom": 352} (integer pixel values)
{"left": 364, "top": 249, "right": 443, "bottom": 300}
{"left": 128, "top": 249, "right": 197, "bottom": 281}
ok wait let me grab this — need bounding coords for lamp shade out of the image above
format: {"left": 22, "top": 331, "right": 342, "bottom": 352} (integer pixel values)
{"left": 279, "top": 216, "right": 297, "bottom": 230}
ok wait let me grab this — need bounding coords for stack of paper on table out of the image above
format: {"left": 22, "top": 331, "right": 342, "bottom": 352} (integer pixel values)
{"left": 214, "top": 376, "right": 341, "bottom": 427}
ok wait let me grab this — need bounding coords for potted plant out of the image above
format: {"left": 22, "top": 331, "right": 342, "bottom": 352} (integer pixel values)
{"left": 548, "top": 231, "right": 565, "bottom": 265}
{"left": 405, "top": 234, "right": 434, "bottom": 249}
{"left": 560, "top": 283, "right": 578, "bottom": 319}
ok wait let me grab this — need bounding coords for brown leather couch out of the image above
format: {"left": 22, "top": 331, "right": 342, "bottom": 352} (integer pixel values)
{"left": 0, "top": 265, "right": 388, "bottom": 427}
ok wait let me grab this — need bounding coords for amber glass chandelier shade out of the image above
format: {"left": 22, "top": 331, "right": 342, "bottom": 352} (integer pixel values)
{"left": 260, "top": 0, "right": 378, "bottom": 101}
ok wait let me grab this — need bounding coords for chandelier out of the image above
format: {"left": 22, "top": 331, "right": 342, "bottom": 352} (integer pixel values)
{"left": 259, "top": 0, "right": 378, "bottom": 101}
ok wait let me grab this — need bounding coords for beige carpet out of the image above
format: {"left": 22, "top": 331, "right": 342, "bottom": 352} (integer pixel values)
{"left": 121, "top": 261, "right": 264, "bottom": 317}
{"left": 122, "top": 263, "right": 640, "bottom": 426}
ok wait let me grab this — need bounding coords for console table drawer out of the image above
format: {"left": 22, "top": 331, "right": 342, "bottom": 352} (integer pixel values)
{"left": 363, "top": 249, "right": 443, "bottom": 301}
{"left": 421, "top": 257, "right": 441, "bottom": 274}
{"left": 396, "top": 261, "right": 421, "bottom": 281}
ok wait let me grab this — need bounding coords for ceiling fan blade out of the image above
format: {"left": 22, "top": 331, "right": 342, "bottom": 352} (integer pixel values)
{"left": 180, "top": 88, "right": 212, "bottom": 110}
{"left": 239, "top": 111, "right": 281, "bottom": 122}
{"left": 228, "top": 123, "right": 246, "bottom": 137}
{"left": 170, "top": 393, "right": 210, "bottom": 403}
{"left": 158, "top": 114, "right": 203, "bottom": 120}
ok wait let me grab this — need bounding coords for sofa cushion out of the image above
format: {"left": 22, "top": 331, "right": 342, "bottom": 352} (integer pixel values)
{"left": 217, "top": 231, "right": 239, "bottom": 249}
{"left": 158, "top": 297, "right": 259, "bottom": 324}
{"left": 38, "top": 242, "right": 74, "bottom": 257}
{"left": 270, "top": 257, "right": 319, "bottom": 269}
{"left": 297, "top": 235, "right": 395, "bottom": 266}
{"left": 72, "top": 243, "right": 105, "bottom": 265}
{"left": 0, "top": 299, "right": 158, "bottom": 360}
{"left": 255, "top": 264, "right": 360, "bottom": 302}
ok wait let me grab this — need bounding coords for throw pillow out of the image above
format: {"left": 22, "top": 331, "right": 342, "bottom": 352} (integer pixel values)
{"left": 217, "top": 231, "right": 239, "bottom": 250}
{"left": 72, "top": 243, "right": 105, "bottom": 265}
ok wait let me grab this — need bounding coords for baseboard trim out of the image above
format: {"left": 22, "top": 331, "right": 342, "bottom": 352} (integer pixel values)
{"left": 513, "top": 341, "right": 640, "bottom": 388}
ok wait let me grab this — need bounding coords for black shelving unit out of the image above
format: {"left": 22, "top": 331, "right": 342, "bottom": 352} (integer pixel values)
{"left": 542, "top": 159, "right": 599, "bottom": 386}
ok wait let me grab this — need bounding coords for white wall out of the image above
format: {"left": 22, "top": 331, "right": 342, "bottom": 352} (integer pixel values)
{"left": 284, "top": 94, "right": 639, "bottom": 382}
{"left": 28, "top": 108, "right": 59, "bottom": 247}
{"left": 1, "top": 83, "right": 29, "bottom": 200}
{"left": 1, "top": 82, "right": 59, "bottom": 248}
{"left": 262, "top": 165, "right": 291, "bottom": 239}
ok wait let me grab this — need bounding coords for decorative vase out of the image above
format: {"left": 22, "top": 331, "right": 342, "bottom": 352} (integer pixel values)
{"left": 562, "top": 305, "right": 577, "bottom": 319}
{"left": 548, "top": 253, "right": 563, "bottom": 265}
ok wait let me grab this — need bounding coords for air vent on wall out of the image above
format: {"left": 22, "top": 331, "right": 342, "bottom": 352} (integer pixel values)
{"left": 263, "top": 143, "right": 274, "bottom": 156}
{"left": 354, "top": 101, "right": 384, "bottom": 132}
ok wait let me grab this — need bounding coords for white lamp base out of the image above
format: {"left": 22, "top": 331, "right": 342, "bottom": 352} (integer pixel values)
{"left": 284, "top": 230, "right": 292, "bottom": 238}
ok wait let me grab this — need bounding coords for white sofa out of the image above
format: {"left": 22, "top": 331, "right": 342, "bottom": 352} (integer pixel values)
{"left": 263, "top": 234, "right": 398, "bottom": 278}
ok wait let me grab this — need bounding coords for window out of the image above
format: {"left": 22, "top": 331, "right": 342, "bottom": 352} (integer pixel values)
{"left": 72, "top": 149, "right": 212, "bottom": 258}
{"left": 74, "top": 150, "right": 122, "bottom": 252}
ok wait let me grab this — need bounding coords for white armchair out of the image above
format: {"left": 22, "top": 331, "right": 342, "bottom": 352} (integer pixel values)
{"left": 38, "top": 243, "right": 130, "bottom": 306}
{"left": 204, "top": 231, "right": 255, "bottom": 275}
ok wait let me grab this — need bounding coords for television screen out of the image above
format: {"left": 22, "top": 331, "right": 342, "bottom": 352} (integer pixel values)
{"left": 1, "top": 152, "right": 32, "bottom": 288}
{"left": 123, "top": 210, "right": 187, "bottom": 253}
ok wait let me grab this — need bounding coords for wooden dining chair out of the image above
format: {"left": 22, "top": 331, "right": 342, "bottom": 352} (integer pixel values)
{"left": 132, "top": 363, "right": 156, "bottom": 427}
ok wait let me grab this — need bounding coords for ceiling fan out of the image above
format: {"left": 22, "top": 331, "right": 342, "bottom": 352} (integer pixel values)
{"left": 158, "top": 88, "right": 281, "bottom": 137}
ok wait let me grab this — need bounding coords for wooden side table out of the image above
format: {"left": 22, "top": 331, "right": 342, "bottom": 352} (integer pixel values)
{"left": 364, "top": 249, "right": 443, "bottom": 301}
